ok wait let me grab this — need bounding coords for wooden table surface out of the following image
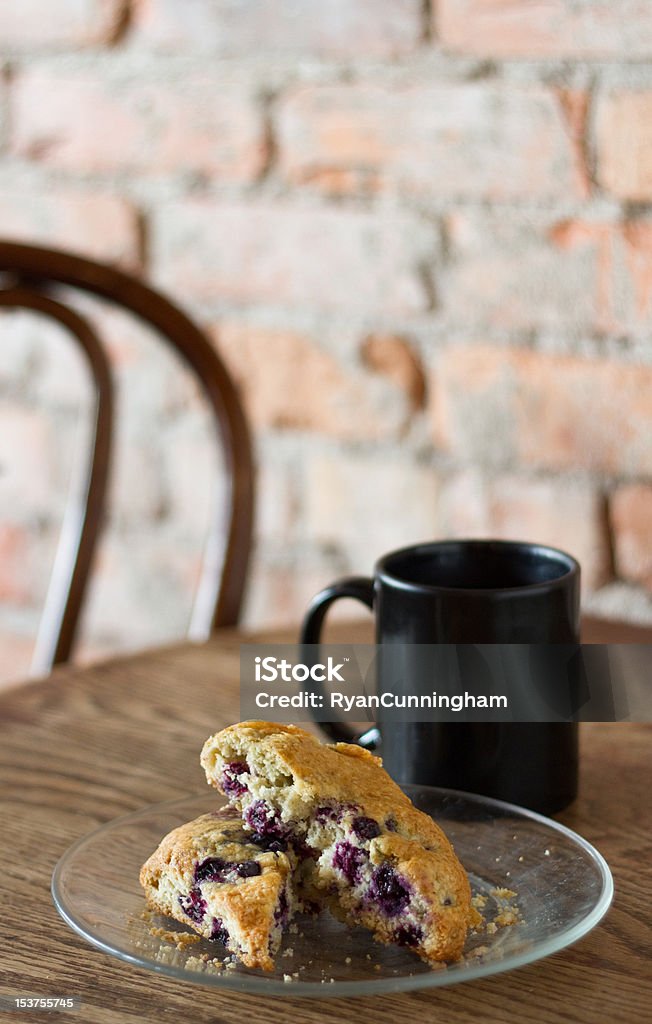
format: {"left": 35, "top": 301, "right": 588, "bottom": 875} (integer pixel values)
{"left": 1, "top": 618, "right": 651, "bottom": 1024}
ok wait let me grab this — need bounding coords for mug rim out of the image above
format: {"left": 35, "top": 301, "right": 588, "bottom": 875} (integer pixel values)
{"left": 375, "top": 539, "right": 580, "bottom": 596}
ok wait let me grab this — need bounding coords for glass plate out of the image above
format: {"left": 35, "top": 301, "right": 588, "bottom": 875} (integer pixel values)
{"left": 52, "top": 787, "right": 612, "bottom": 997}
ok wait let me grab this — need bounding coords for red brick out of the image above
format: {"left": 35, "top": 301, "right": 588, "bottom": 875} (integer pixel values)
{"left": 444, "top": 212, "right": 652, "bottom": 334}
{"left": 243, "top": 559, "right": 361, "bottom": 631}
{"left": 70, "top": 303, "right": 203, "bottom": 415}
{"left": 1, "top": 308, "right": 91, "bottom": 409}
{"left": 0, "top": 524, "right": 35, "bottom": 604}
{"left": 213, "top": 323, "right": 412, "bottom": 440}
{"left": 278, "top": 82, "right": 582, "bottom": 200}
{"left": 80, "top": 530, "right": 201, "bottom": 652}
{"left": 0, "top": 630, "right": 35, "bottom": 689}
{"left": 0, "top": 190, "right": 139, "bottom": 266}
{"left": 133, "top": 0, "right": 422, "bottom": 57}
{"left": 596, "top": 92, "right": 652, "bottom": 200}
{"left": 305, "top": 452, "right": 440, "bottom": 569}
{"left": 158, "top": 412, "right": 218, "bottom": 536}
{"left": 1, "top": 309, "right": 57, "bottom": 394}
{"left": 11, "top": 70, "right": 265, "bottom": 181}
{"left": 109, "top": 434, "right": 170, "bottom": 528}
{"left": 0, "top": 405, "right": 61, "bottom": 516}
{"left": 439, "top": 470, "right": 610, "bottom": 592}
{"left": 437, "top": 0, "right": 652, "bottom": 58}
{"left": 553, "top": 219, "right": 652, "bottom": 332}
{"left": 432, "top": 346, "right": 652, "bottom": 477}
{"left": 0, "top": 0, "right": 124, "bottom": 50}
{"left": 360, "top": 334, "right": 425, "bottom": 410}
{"left": 242, "top": 564, "right": 310, "bottom": 631}
{"left": 152, "top": 201, "right": 432, "bottom": 314}
{"left": 610, "top": 484, "right": 652, "bottom": 589}
{"left": 555, "top": 88, "right": 591, "bottom": 199}
{"left": 254, "top": 455, "right": 300, "bottom": 547}
{"left": 617, "top": 222, "right": 652, "bottom": 329}
{"left": 443, "top": 212, "right": 596, "bottom": 332}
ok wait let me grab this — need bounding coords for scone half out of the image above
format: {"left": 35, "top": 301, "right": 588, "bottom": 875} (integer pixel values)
{"left": 201, "top": 721, "right": 477, "bottom": 963}
{"left": 140, "top": 810, "right": 296, "bottom": 970}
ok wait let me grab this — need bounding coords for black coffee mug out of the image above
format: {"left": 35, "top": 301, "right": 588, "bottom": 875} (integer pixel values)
{"left": 300, "top": 539, "right": 580, "bottom": 814}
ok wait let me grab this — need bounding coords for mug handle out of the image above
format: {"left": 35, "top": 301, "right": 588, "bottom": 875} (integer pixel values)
{"left": 299, "top": 576, "right": 379, "bottom": 749}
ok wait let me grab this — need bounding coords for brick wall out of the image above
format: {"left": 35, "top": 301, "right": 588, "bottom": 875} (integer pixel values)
{"left": 2, "top": 0, "right": 652, "bottom": 683}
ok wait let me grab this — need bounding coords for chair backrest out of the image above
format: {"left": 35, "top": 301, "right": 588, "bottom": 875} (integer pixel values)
{"left": 0, "top": 240, "right": 254, "bottom": 674}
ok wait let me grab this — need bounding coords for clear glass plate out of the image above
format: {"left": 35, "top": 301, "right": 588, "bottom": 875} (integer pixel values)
{"left": 52, "top": 787, "right": 613, "bottom": 997}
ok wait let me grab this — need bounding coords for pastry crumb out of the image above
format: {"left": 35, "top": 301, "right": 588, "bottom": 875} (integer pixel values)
{"left": 495, "top": 908, "right": 520, "bottom": 927}
{"left": 185, "top": 957, "right": 204, "bottom": 971}
{"left": 490, "top": 887, "right": 517, "bottom": 899}
{"left": 148, "top": 925, "right": 200, "bottom": 950}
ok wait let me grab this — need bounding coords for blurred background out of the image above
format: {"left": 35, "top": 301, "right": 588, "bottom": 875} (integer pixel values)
{"left": 2, "top": 0, "right": 652, "bottom": 686}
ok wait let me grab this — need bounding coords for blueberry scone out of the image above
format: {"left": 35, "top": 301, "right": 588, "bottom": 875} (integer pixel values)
{"left": 200, "top": 721, "right": 477, "bottom": 963}
{"left": 139, "top": 809, "right": 296, "bottom": 970}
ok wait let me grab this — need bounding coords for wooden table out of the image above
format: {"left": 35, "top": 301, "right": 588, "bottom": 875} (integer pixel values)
{"left": 1, "top": 619, "right": 651, "bottom": 1023}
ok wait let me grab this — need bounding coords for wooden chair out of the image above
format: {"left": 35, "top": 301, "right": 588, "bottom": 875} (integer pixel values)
{"left": 0, "top": 240, "right": 254, "bottom": 675}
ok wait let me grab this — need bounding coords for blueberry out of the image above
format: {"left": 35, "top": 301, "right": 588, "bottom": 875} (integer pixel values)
{"left": 394, "top": 924, "right": 422, "bottom": 947}
{"left": 194, "top": 857, "right": 228, "bottom": 883}
{"left": 369, "top": 863, "right": 410, "bottom": 917}
{"left": 178, "top": 888, "right": 207, "bottom": 924}
{"left": 235, "top": 860, "right": 261, "bottom": 878}
{"left": 246, "top": 800, "right": 281, "bottom": 836}
{"left": 252, "top": 833, "right": 288, "bottom": 853}
{"left": 352, "top": 816, "right": 381, "bottom": 841}
{"left": 315, "top": 805, "right": 336, "bottom": 823}
{"left": 210, "top": 918, "right": 229, "bottom": 944}
{"left": 315, "top": 802, "right": 358, "bottom": 824}
{"left": 196, "top": 856, "right": 261, "bottom": 883}
{"left": 222, "top": 761, "right": 249, "bottom": 797}
{"left": 268, "top": 838, "right": 287, "bottom": 852}
{"left": 385, "top": 817, "right": 398, "bottom": 832}
{"left": 333, "top": 841, "right": 367, "bottom": 885}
